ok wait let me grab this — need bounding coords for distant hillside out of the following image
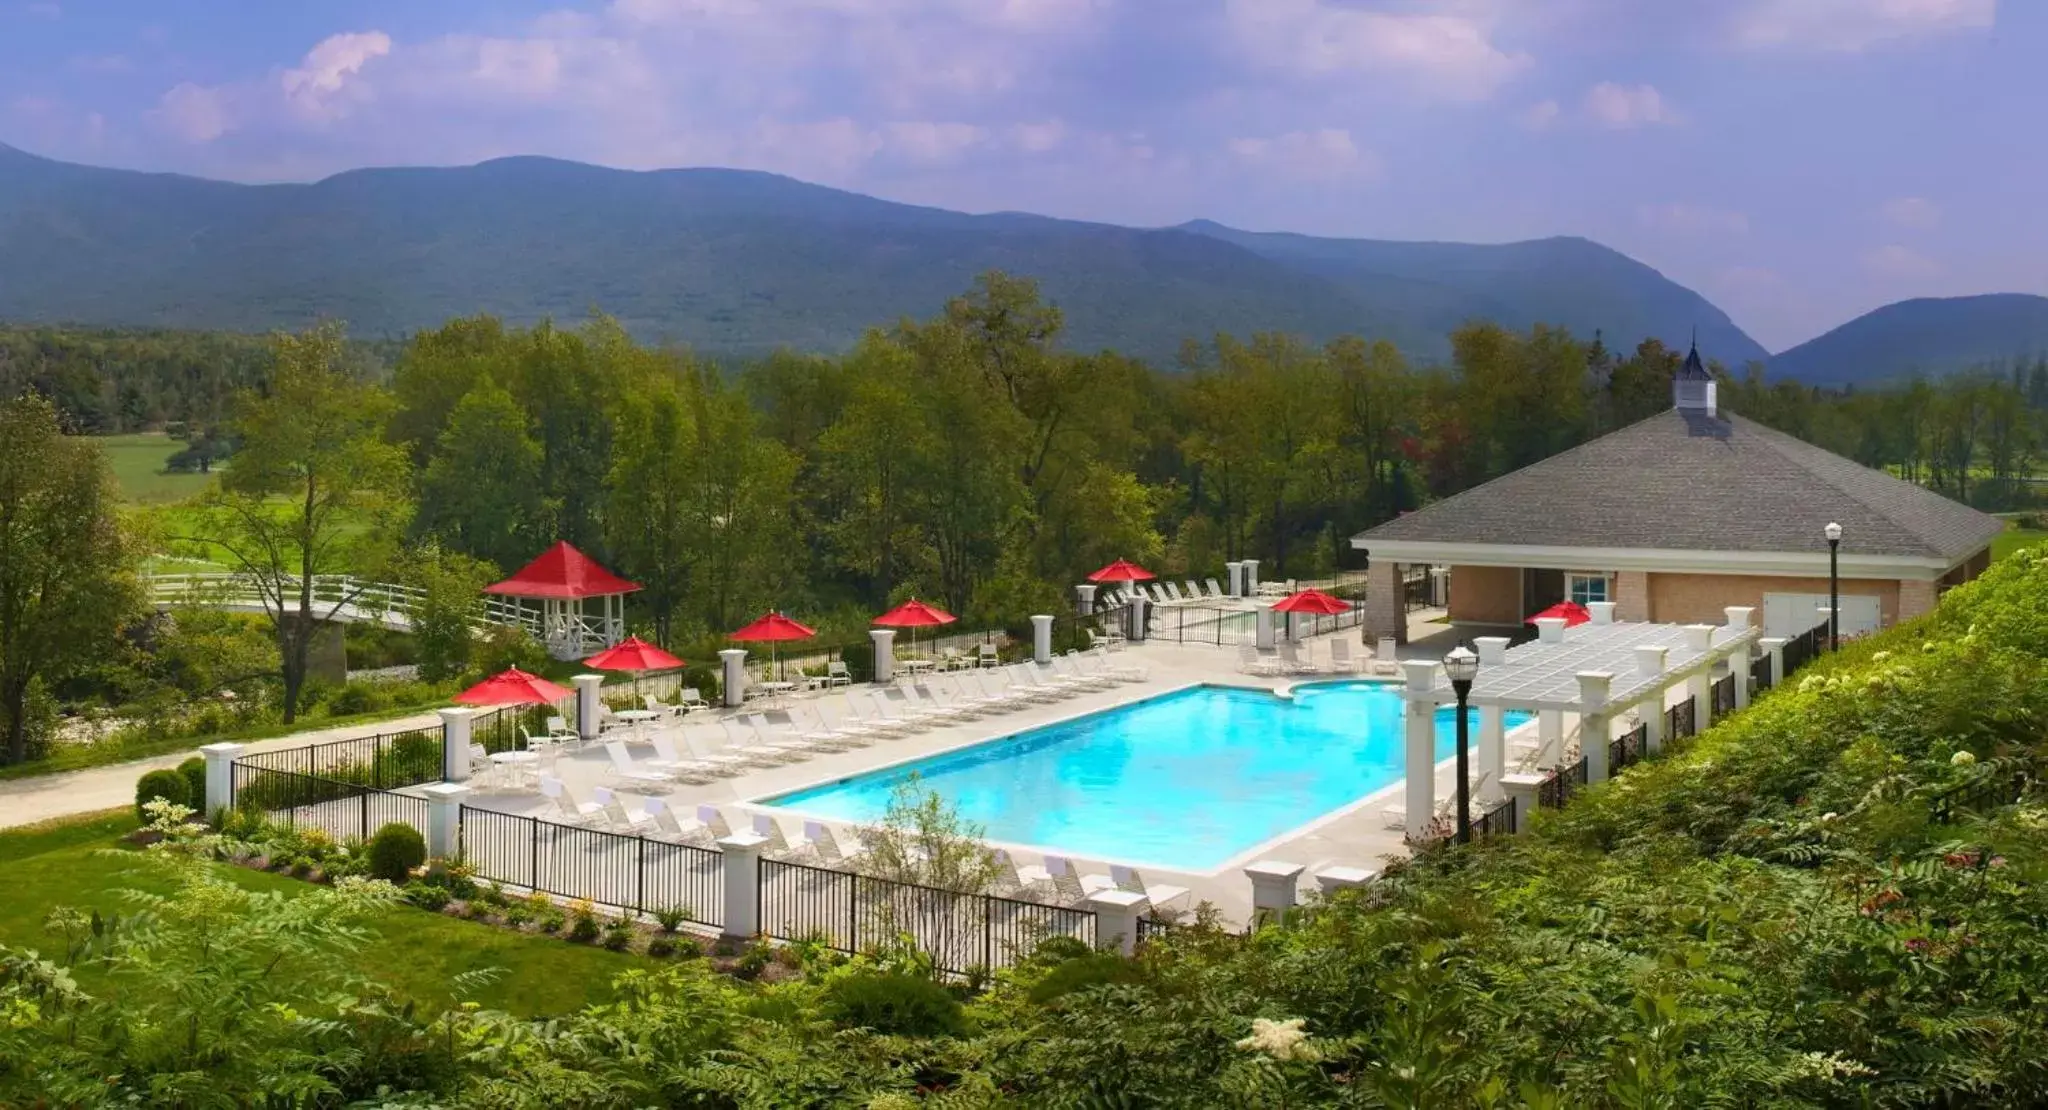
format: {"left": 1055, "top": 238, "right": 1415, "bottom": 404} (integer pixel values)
{"left": 0, "top": 143, "right": 1766, "bottom": 366}
{"left": 1770, "top": 294, "right": 2048, "bottom": 385}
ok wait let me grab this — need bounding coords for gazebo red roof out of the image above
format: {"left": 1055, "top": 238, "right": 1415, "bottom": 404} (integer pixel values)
{"left": 483, "top": 541, "right": 641, "bottom": 600}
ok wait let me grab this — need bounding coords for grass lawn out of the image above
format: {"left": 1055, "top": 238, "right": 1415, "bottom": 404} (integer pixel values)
{"left": 1992, "top": 525, "right": 2048, "bottom": 561}
{"left": 90, "top": 433, "right": 220, "bottom": 504}
{"left": 0, "top": 810, "right": 638, "bottom": 1017}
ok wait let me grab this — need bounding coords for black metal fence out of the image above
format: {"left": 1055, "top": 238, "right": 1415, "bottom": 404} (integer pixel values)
{"left": 1750, "top": 652, "right": 1774, "bottom": 693}
{"left": 1473, "top": 795, "right": 1518, "bottom": 838}
{"left": 1781, "top": 620, "right": 1827, "bottom": 676}
{"left": 233, "top": 724, "right": 445, "bottom": 790}
{"left": 1609, "top": 723, "right": 1647, "bottom": 775}
{"left": 1277, "top": 602, "right": 1367, "bottom": 640}
{"left": 1538, "top": 757, "right": 1589, "bottom": 809}
{"left": 757, "top": 858, "right": 1095, "bottom": 973}
{"left": 229, "top": 763, "right": 429, "bottom": 842}
{"left": 1711, "top": 674, "right": 1737, "bottom": 718}
{"left": 1929, "top": 770, "right": 2031, "bottom": 823}
{"left": 458, "top": 805, "right": 724, "bottom": 927}
{"left": 1144, "top": 604, "right": 1258, "bottom": 645}
{"left": 1665, "top": 697, "right": 1697, "bottom": 743}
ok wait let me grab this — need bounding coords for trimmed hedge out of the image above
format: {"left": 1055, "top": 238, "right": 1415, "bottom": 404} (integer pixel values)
{"left": 134, "top": 768, "right": 191, "bottom": 820}
{"left": 366, "top": 822, "right": 426, "bottom": 884}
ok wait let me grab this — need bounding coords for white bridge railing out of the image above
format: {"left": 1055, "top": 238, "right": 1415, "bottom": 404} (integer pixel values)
{"left": 144, "top": 573, "right": 539, "bottom": 635}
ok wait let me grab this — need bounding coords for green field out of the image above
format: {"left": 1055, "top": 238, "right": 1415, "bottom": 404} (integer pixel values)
{"left": 90, "top": 432, "right": 219, "bottom": 504}
{"left": 0, "top": 810, "right": 636, "bottom": 1017}
{"left": 1993, "top": 525, "right": 2048, "bottom": 560}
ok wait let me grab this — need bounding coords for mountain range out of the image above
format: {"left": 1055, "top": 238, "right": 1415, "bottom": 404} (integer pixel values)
{"left": 0, "top": 142, "right": 2039, "bottom": 381}
{"left": 1766, "top": 294, "right": 2048, "bottom": 385}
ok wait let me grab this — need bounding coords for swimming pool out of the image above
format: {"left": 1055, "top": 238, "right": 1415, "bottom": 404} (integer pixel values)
{"left": 762, "top": 683, "right": 1530, "bottom": 872}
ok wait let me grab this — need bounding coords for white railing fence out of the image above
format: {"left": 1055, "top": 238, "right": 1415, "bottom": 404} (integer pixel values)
{"left": 145, "top": 573, "right": 539, "bottom": 635}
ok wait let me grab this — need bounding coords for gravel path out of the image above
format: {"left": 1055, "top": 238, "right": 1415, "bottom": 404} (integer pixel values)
{"left": 0, "top": 710, "right": 445, "bottom": 829}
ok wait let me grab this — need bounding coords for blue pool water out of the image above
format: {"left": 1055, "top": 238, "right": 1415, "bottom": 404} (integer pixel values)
{"left": 763, "top": 683, "right": 1530, "bottom": 872}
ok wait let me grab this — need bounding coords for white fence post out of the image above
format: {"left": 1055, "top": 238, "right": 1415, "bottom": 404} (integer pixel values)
{"left": 719, "top": 649, "right": 748, "bottom": 706}
{"left": 573, "top": 674, "right": 605, "bottom": 741}
{"left": 1085, "top": 890, "right": 1148, "bottom": 955}
{"left": 1759, "top": 636, "right": 1787, "bottom": 688}
{"left": 1501, "top": 772, "right": 1545, "bottom": 827}
{"left": 200, "top": 742, "right": 245, "bottom": 817}
{"left": 1578, "top": 672, "right": 1614, "bottom": 783}
{"left": 439, "top": 707, "right": 475, "bottom": 782}
{"left": 718, "top": 831, "right": 768, "bottom": 938}
{"left": 1254, "top": 606, "right": 1276, "bottom": 650}
{"left": 868, "top": 630, "right": 895, "bottom": 683}
{"left": 1243, "top": 859, "right": 1304, "bottom": 926}
{"left": 1075, "top": 584, "right": 1097, "bottom": 615}
{"left": 424, "top": 783, "right": 469, "bottom": 859}
{"left": 1031, "top": 615, "right": 1054, "bottom": 665}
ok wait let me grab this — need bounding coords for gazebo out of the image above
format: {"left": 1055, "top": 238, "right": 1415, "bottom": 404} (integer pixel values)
{"left": 484, "top": 542, "right": 640, "bottom": 660}
{"left": 1391, "top": 601, "right": 1779, "bottom": 840}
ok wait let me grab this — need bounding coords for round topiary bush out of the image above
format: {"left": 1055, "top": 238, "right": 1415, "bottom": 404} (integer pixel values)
{"left": 134, "top": 768, "right": 192, "bottom": 820}
{"left": 820, "top": 972, "right": 967, "bottom": 1037}
{"left": 365, "top": 822, "right": 427, "bottom": 884}
{"left": 176, "top": 757, "right": 208, "bottom": 814}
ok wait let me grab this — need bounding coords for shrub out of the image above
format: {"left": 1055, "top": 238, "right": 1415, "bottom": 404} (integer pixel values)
{"left": 325, "top": 682, "right": 388, "bottom": 717}
{"left": 175, "top": 757, "right": 208, "bottom": 812}
{"left": 536, "top": 908, "right": 566, "bottom": 934}
{"left": 646, "top": 936, "right": 676, "bottom": 958}
{"left": 1026, "top": 953, "right": 1147, "bottom": 1005}
{"left": 402, "top": 883, "right": 451, "bottom": 912}
{"left": 669, "top": 936, "right": 704, "bottom": 960}
{"left": 601, "top": 917, "right": 634, "bottom": 951}
{"left": 653, "top": 905, "right": 691, "bottom": 933}
{"left": 820, "top": 972, "right": 967, "bottom": 1037}
{"left": 567, "top": 916, "right": 602, "bottom": 944}
{"left": 365, "top": 823, "right": 427, "bottom": 884}
{"left": 134, "top": 768, "right": 191, "bottom": 820}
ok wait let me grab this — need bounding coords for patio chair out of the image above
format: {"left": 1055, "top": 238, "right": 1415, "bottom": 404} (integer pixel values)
{"left": 1329, "top": 638, "right": 1363, "bottom": 674}
{"left": 546, "top": 716, "right": 580, "bottom": 745}
{"left": 642, "top": 693, "right": 683, "bottom": 719}
{"left": 1204, "top": 577, "right": 1227, "bottom": 599}
{"left": 744, "top": 712, "right": 827, "bottom": 756}
{"left": 677, "top": 725, "right": 753, "bottom": 773}
{"left": 540, "top": 777, "right": 606, "bottom": 827}
{"left": 1182, "top": 580, "right": 1204, "bottom": 603}
{"left": 842, "top": 692, "right": 914, "bottom": 735}
{"left": 1374, "top": 637, "right": 1401, "bottom": 675}
{"left": 604, "top": 740, "right": 675, "bottom": 788}
{"left": 1085, "top": 863, "right": 1191, "bottom": 911}
{"left": 648, "top": 733, "right": 721, "bottom": 781}
{"left": 1237, "top": 641, "right": 1281, "bottom": 676}
{"left": 1017, "top": 855, "right": 1090, "bottom": 906}
{"left": 824, "top": 660, "right": 853, "bottom": 687}
{"left": 676, "top": 687, "right": 708, "bottom": 713}
{"left": 1277, "top": 641, "right": 1321, "bottom": 675}
{"left": 966, "top": 669, "right": 1027, "bottom": 711}
{"left": 593, "top": 786, "right": 658, "bottom": 835}
{"left": 810, "top": 698, "right": 880, "bottom": 743}
{"left": 879, "top": 685, "right": 948, "bottom": 726}
{"left": 1049, "top": 652, "right": 1114, "bottom": 690}
{"left": 989, "top": 848, "right": 1049, "bottom": 899}
{"left": 643, "top": 797, "right": 709, "bottom": 845}
{"left": 696, "top": 804, "right": 734, "bottom": 841}
{"left": 751, "top": 812, "right": 798, "bottom": 856}
{"left": 722, "top": 716, "right": 808, "bottom": 762}
{"left": 802, "top": 820, "right": 865, "bottom": 869}
{"left": 977, "top": 642, "right": 1000, "bottom": 668}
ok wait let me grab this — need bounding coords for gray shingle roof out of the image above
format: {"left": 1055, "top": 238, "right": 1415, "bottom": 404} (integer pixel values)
{"left": 1354, "top": 409, "right": 2004, "bottom": 562}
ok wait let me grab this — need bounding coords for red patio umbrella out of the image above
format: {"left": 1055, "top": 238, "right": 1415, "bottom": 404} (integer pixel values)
{"left": 1271, "top": 588, "right": 1351, "bottom": 616}
{"left": 873, "top": 597, "right": 958, "bottom": 658}
{"left": 1088, "top": 559, "right": 1156, "bottom": 583}
{"left": 730, "top": 611, "right": 817, "bottom": 681}
{"left": 584, "top": 636, "right": 686, "bottom": 705}
{"left": 453, "top": 667, "right": 574, "bottom": 707}
{"left": 1527, "top": 600, "right": 1592, "bottom": 627}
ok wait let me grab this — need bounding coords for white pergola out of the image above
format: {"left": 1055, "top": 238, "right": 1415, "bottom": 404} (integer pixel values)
{"left": 1394, "top": 602, "right": 1782, "bottom": 839}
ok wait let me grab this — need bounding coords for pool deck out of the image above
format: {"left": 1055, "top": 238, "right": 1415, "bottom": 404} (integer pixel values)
{"left": 450, "top": 611, "right": 1646, "bottom": 925}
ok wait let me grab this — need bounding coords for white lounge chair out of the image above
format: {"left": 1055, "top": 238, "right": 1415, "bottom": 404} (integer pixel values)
{"left": 909, "top": 681, "right": 977, "bottom": 720}
{"left": 678, "top": 726, "right": 754, "bottom": 773}
{"left": 751, "top": 812, "right": 797, "bottom": 855}
{"left": 1018, "top": 855, "right": 1090, "bottom": 906}
{"left": 1237, "top": 642, "right": 1281, "bottom": 676}
{"left": 842, "top": 692, "right": 914, "bottom": 735}
{"left": 1007, "top": 663, "right": 1070, "bottom": 701}
{"left": 803, "top": 820, "right": 865, "bottom": 868}
{"left": 1204, "top": 577, "right": 1227, "bottom": 599}
{"left": 696, "top": 804, "right": 734, "bottom": 841}
{"left": 648, "top": 733, "right": 722, "bottom": 780}
{"left": 977, "top": 643, "right": 1000, "bottom": 668}
{"left": 881, "top": 685, "right": 949, "bottom": 725}
{"left": 1329, "top": 639, "right": 1363, "bottom": 673}
{"left": 1374, "top": 637, "right": 1401, "bottom": 675}
{"left": 1276, "top": 641, "right": 1319, "bottom": 675}
{"left": 722, "top": 716, "right": 807, "bottom": 762}
{"left": 1049, "top": 653, "right": 1115, "bottom": 690}
{"left": 593, "top": 786, "right": 658, "bottom": 835}
{"left": 1102, "top": 864, "right": 1190, "bottom": 910}
{"left": 642, "top": 694, "right": 684, "bottom": 719}
{"left": 540, "top": 777, "right": 606, "bottom": 827}
{"left": 604, "top": 740, "right": 674, "bottom": 788}
{"left": 545, "top": 715, "right": 579, "bottom": 744}
{"left": 643, "top": 797, "right": 707, "bottom": 844}
{"left": 745, "top": 712, "right": 828, "bottom": 756}
{"left": 676, "top": 687, "right": 708, "bottom": 713}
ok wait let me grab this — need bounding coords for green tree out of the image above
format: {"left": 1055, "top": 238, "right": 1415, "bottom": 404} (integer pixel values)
{"left": 416, "top": 381, "right": 546, "bottom": 571}
{"left": 606, "top": 378, "right": 702, "bottom": 644}
{"left": 398, "top": 544, "right": 496, "bottom": 682}
{"left": 0, "top": 395, "right": 138, "bottom": 764}
{"left": 185, "top": 324, "right": 410, "bottom": 722}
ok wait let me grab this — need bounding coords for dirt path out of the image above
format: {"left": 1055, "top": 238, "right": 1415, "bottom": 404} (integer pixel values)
{"left": 0, "top": 711, "right": 445, "bottom": 829}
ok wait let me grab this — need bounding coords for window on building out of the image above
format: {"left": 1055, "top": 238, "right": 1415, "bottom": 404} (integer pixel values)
{"left": 1567, "top": 572, "right": 1611, "bottom": 606}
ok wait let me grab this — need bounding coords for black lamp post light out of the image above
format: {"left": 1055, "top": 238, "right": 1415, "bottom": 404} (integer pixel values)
{"left": 1443, "top": 643, "right": 1480, "bottom": 844}
{"left": 1824, "top": 521, "right": 1842, "bottom": 653}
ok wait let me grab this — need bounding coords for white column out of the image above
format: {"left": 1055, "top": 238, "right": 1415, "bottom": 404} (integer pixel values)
{"left": 423, "top": 782, "right": 469, "bottom": 859}
{"left": 1254, "top": 606, "right": 1276, "bottom": 650}
{"left": 719, "top": 648, "right": 748, "bottom": 707}
{"left": 1128, "top": 594, "right": 1149, "bottom": 641}
{"left": 717, "top": 830, "right": 768, "bottom": 939}
{"left": 1723, "top": 606, "right": 1755, "bottom": 631}
{"left": 1030, "top": 615, "right": 1054, "bottom": 664}
{"left": 1477, "top": 704, "right": 1506, "bottom": 804}
{"left": 1588, "top": 601, "right": 1617, "bottom": 625}
{"left": 1501, "top": 772, "right": 1545, "bottom": 828}
{"left": 1637, "top": 644, "right": 1668, "bottom": 754}
{"left": 573, "top": 673, "right": 605, "bottom": 740}
{"left": 1242, "top": 559, "right": 1260, "bottom": 596}
{"left": 1225, "top": 561, "right": 1244, "bottom": 597}
{"left": 1314, "top": 865, "right": 1377, "bottom": 897}
{"left": 1578, "top": 672, "right": 1613, "bottom": 782}
{"left": 1242, "top": 859, "right": 1305, "bottom": 926}
{"left": 1401, "top": 660, "right": 1439, "bottom": 840}
{"left": 1758, "top": 636, "right": 1787, "bottom": 688}
{"left": 1075, "top": 584, "right": 1098, "bottom": 615}
{"left": 1085, "top": 890, "right": 1148, "bottom": 955}
{"left": 870, "top": 630, "right": 897, "bottom": 683}
{"left": 1538, "top": 709, "right": 1564, "bottom": 766}
{"left": 199, "top": 741, "right": 245, "bottom": 817}
{"left": 1534, "top": 617, "right": 1566, "bottom": 644}
{"left": 1473, "top": 636, "right": 1510, "bottom": 666}
{"left": 1683, "top": 625, "right": 1715, "bottom": 730}
{"left": 438, "top": 707, "right": 475, "bottom": 782}
{"left": 1731, "top": 645, "right": 1753, "bottom": 710}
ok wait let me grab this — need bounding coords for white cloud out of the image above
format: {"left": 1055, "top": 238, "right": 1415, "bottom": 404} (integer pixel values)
{"left": 281, "top": 31, "right": 391, "bottom": 120}
{"left": 1637, "top": 202, "right": 1749, "bottom": 237}
{"left": 1227, "top": 128, "right": 1378, "bottom": 181}
{"left": 883, "top": 120, "right": 987, "bottom": 163}
{"left": 1583, "top": 81, "right": 1673, "bottom": 128}
{"left": 1861, "top": 243, "right": 1943, "bottom": 279}
{"left": 150, "top": 82, "right": 231, "bottom": 142}
{"left": 1733, "top": 0, "right": 1995, "bottom": 51}
{"left": 1881, "top": 196, "right": 1941, "bottom": 230}
{"left": 1008, "top": 119, "right": 1067, "bottom": 153}
{"left": 1222, "top": 0, "right": 1532, "bottom": 100}
{"left": 1521, "top": 99, "right": 1560, "bottom": 131}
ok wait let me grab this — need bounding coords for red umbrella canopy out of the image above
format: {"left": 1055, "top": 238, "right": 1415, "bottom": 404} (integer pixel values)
{"left": 1271, "top": 588, "right": 1351, "bottom": 616}
{"left": 873, "top": 598, "right": 958, "bottom": 628}
{"left": 1527, "top": 600, "right": 1592, "bottom": 627}
{"left": 453, "top": 667, "right": 574, "bottom": 706}
{"left": 583, "top": 636, "right": 685, "bottom": 673}
{"left": 1088, "top": 559, "right": 1157, "bottom": 584}
{"left": 730, "top": 612, "right": 818, "bottom": 642}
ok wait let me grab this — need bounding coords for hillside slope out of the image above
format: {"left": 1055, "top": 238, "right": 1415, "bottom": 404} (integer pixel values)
{"left": 0, "top": 143, "right": 1762, "bottom": 365}
{"left": 1768, "top": 293, "right": 2048, "bottom": 385}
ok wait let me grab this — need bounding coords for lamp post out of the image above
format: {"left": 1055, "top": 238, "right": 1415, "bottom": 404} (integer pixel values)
{"left": 1443, "top": 644, "right": 1480, "bottom": 844}
{"left": 1823, "top": 522, "right": 1842, "bottom": 652}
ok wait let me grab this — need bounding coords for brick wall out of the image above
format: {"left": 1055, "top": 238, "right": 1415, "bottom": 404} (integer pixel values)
{"left": 1646, "top": 572, "right": 1900, "bottom": 627}
{"left": 1899, "top": 579, "right": 1938, "bottom": 621}
{"left": 1448, "top": 564, "right": 1521, "bottom": 624}
{"left": 1615, "top": 570, "right": 1649, "bottom": 622}
{"left": 1363, "top": 560, "right": 1405, "bottom": 644}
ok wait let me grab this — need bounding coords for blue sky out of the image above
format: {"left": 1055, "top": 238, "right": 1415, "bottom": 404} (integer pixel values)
{"left": 1, "top": 0, "right": 2036, "bottom": 351}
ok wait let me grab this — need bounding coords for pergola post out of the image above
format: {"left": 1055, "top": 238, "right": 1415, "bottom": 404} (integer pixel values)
{"left": 1537, "top": 709, "right": 1564, "bottom": 767}
{"left": 1724, "top": 608, "right": 1756, "bottom": 709}
{"left": 1478, "top": 704, "right": 1507, "bottom": 804}
{"left": 1759, "top": 636, "right": 1787, "bottom": 688}
{"left": 1578, "top": 672, "right": 1614, "bottom": 782}
{"left": 1534, "top": 617, "right": 1567, "bottom": 644}
{"left": 1401, "top": 660, "right": 1439, "bottom": 840}
{"left": 1683, "top": 625, "right": 1715, "bottom": 729}
{"left": 1634, "top": 646, "right": 1668, "bottom": 754}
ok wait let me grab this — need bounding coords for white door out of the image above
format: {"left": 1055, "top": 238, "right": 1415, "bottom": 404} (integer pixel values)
{"left": 1763, "top": 592, "right": 1880, "bottom": 639}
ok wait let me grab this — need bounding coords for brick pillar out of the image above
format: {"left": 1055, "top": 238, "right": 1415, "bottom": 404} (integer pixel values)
{"left": 1615, "top": 571, "right": 1650, "bottom": 622}
{"left": 1364, "top": 560, "right": 1404, "bottom": 644}
{"left": 1898, "top": 579, "right": 1938, "bottom": 622}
